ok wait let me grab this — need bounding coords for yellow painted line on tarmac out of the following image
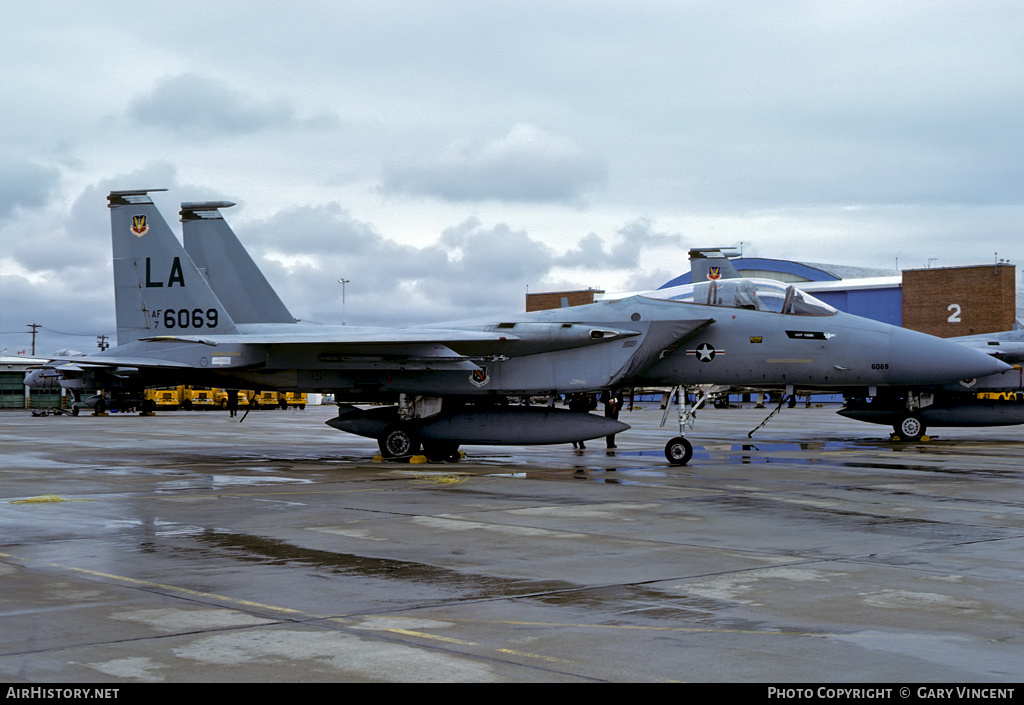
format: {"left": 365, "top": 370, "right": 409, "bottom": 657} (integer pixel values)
{"left": 57, "top": 565, "right": 309, "bottom": 615}
{"left": 337, "top": 622, "right": 576, "bottom": 665}
{"left": 0, "top": 551, "right": 306, "bottom": 616}
{"left": 5, "top": 481, "right": 474, "bottom": 507}
{"left": 9, "top": 495, "right": 93, "bottom": 505}
{"left": 378, "top": 627, "right": 478, "bottom": 646}
{"left": 401, "top": 615, "right": 836, "bottom": 639}
{"left": 421, "top": 615, "right": 957, "bottom": 642}
{"left": 494, "top": 648, "right": 575, "bottom": 664}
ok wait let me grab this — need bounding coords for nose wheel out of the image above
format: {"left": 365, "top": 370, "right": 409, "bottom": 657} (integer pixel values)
{"left": 660, "top": 385, "right": 707, "bottom": 466}
{"left": 665, "top": 436, "right": 693, "bottom": 465}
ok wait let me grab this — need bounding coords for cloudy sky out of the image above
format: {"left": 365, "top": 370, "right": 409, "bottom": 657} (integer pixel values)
{"left": 3, "top": 1, "right": 1023, "bottom": 355}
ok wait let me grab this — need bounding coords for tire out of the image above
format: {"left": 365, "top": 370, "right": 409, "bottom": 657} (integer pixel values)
{"left": 665, "top": 436, "right": 693, "bottom": 466}
{"left": 894, "top": 415, "right": 925, "bottom": 441}
{"left": 422, "top": 440, "right": 460, "bottom": 462}
{"left": 378, "top": 424, "right": 420, "bottom": 459}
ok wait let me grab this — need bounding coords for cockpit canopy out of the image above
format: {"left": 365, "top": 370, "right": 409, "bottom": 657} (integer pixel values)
{"left": 654, "top": 278, "right": 837, "bottom": 316}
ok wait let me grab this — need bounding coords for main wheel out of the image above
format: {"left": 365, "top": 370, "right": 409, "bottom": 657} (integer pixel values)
{"left": 378, "top": 424, "right": 420, "bottom": 459}
{"left": 422, "top": 440, "right": 461, "bottom": 462}
{"left": 893, "top": 415, "right": 925, "bottom": 441}
{"left": 665, "top": 436, "right": 693, "bottom": 465}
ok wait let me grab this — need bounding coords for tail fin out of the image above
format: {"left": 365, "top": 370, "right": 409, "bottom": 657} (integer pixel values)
{"left": 180, "top": 201, "right": 295, "bottom": 324}
{"left": 109, "top": 190, "right": 238, "bottom": 344}
{"left": 689, "top": 247, "right": 742, "bottom": 282}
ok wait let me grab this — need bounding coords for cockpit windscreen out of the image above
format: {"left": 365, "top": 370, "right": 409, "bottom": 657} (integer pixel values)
{"left": 655, "top": 279, "right": 837, "bottom": 316}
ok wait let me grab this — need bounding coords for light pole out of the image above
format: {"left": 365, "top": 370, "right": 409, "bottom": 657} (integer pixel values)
{"left": 338, "top": 278, "right": 349, "bottom": 325}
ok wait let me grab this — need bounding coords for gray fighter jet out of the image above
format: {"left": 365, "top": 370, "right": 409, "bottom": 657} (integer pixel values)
{"left": 839, "top": 328, "right": 1024, "bottom": 439}
{"left": 29, "top": 190, "right": 1011, "bottom": 464}
{"left": 675, "top": 249, "right": 1024, "bottom": 441}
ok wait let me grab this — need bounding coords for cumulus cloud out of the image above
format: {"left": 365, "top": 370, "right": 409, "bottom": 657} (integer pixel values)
{"left": 226, "top": 205, "right": 678, "bottom": 328}
{"left": 128, "top": 74, "right": 313, "bottom": 137}
{"left": 381, "top": 124, "right": 607, "bottom": 202}
{"left": 556, "top": 219, "right": 683, "bottom": 269}
{"left": 0, "top": 159, "right": 61, "bottom": 222}
{"left": 237, "top": 208, "right": 553, "bottom": 326}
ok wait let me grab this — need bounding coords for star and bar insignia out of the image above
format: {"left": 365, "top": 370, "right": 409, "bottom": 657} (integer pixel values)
{"left": 688, "top": 342, "right": 724, "bottom": 362}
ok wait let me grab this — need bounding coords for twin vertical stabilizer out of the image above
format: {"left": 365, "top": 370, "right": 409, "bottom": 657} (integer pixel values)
{"left": 689, "top": 248, "right": 742, "bottom": 282}
{"left": 108, "top": 190, "right": 239, "bottom": 344}
{"left": 181, "top": 202, "right": 296, "bottom": 324}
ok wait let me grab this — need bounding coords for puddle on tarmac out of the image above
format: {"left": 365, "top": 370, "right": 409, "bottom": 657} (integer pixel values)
{"left": 156, "top": 475, "right": 316, "bottom": 492}
{"left": 188, "top": 530, "right": 574, "bottom": 599}
{"left": 175, "top": 530, "right": 785, "bottom": 632}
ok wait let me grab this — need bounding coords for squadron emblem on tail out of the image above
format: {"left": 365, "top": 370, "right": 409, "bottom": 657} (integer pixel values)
{"left": 131, "top": 215, "right": 149, "bottom": 237}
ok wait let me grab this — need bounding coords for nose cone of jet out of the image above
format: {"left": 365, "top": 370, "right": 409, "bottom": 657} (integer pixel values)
{"left": 889, "top": 326, "right": 1013, "bottom": 384}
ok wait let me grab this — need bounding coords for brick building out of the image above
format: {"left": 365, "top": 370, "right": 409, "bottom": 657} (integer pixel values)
{"left": 525, "top": 288, "right": 604, "bottom": 312}
{"left": 901, "top": 264, "right": 1016, "bottom": 338}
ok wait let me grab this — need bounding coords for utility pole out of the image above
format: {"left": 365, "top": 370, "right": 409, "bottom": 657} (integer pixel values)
{"left": 27, "top": 323, "right": 40, "bottom": 356}
{"left": 97, "top": 334, "right": 109, "bottom": 351}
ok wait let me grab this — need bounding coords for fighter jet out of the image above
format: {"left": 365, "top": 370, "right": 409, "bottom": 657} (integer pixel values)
{"left": 839, "top": 328, "right": 1024, "bottom": 439}
{"left": 29, "top": 190, "right": 1011, "bottom": 465}
{"left": 655, "top": 247, "right": 1024, "bottom": 442}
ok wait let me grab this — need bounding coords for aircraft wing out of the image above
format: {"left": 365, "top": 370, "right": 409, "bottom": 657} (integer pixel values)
{"left": 950, "top": 332, "right": 1024, "bottom": 364}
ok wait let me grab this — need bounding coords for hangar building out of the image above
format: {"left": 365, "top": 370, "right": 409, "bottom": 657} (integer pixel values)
{"left": 0, "top": 357, "right": 59, "bottom": 410}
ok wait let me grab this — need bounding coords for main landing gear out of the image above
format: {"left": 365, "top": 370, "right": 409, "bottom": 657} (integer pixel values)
{"left": 892, "top": 415, "right": 926, "bottom": 441}
{"left": 377, "top": 423, "right": 418, "bottom": 458}
{"left": 376, "top": 422, "right": 461, "bottom": 463}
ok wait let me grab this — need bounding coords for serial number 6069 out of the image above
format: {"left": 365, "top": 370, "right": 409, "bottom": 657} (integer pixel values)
{"left": 157, "top": 308, "right": 220, "bottom": 329}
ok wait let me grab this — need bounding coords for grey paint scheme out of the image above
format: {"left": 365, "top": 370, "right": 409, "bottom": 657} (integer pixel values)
{"left": 678, "top": 248, "right": 1024, "bottom": 435}
{"left": 31, "top": 191, "right": 1013, "bottom": 454}
{"left": 688, "top": 247, "right": 742, "bottom": 283}
{"left": 840, "top": 329, "right": 1024, "bottom": 431}
{"left": 180, "top": 201, "right": 295, "bottom": 325}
